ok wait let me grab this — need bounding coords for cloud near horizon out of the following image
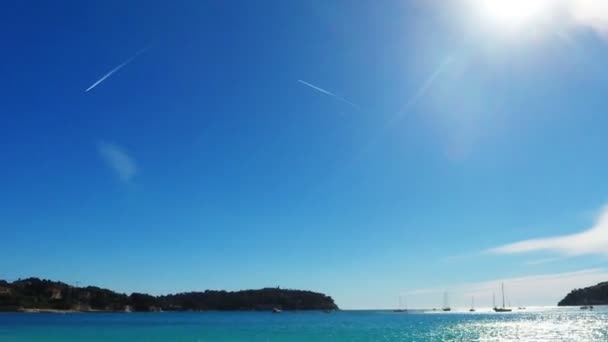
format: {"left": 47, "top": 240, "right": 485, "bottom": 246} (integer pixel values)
{"left": 489, "top": 205, "right": 608, "bottom": 256}
{"left": 97, "top": 141, "right": 137, "bottom": 182}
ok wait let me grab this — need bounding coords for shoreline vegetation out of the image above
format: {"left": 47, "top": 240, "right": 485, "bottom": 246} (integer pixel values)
{"left": 0, "top": 278, "right": 338, "bottom": 313}
{"left": 558, "top": 281, "right": 608, "bottom": 306}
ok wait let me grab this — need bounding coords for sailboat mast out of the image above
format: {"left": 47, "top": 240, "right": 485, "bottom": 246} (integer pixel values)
{"left": 493, "top": 292, "right": 496, "bottom": 308}
{"left": 501, "top": 283, "right": 506, "bottom": 308}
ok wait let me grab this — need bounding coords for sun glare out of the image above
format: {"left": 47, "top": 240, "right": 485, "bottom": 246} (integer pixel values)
{"left": 473, "top": 0, "right": 551, "bottom": 30}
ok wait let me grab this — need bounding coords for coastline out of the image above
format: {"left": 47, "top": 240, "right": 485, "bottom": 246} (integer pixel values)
{"left": 18, "top": 308, "right": 81, "bottom": 314}
{"left": 1, "top": 278, "right": 337, "bottom": 313}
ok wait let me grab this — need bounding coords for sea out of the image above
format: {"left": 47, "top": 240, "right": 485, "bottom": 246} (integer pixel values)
{"left": 0, "top": 307, "right": 607, "bottom": 341}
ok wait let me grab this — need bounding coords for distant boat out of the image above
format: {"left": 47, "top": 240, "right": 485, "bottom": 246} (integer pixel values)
{"left": 272, "top": 308, "right": 282, "bottom": 313}
{"left": 581, "top": 299, "right": 588, "bottom": 309}
{"left": 442, "top": 291, "right": 451, "bottom": 312}
{"left": 580, "top": 298, "right": 592, "bottom": 310}
{"left": 469, "top": 296, "right": 475, "bottom": 312}
{"left": 518, "top": 307, "right": 526, "bottom": 310}
{"left": 493, "top": 283, "right": 512, "bottom": 312}
{"left": 393, "top": 295, "right": 408, "bottom": 312}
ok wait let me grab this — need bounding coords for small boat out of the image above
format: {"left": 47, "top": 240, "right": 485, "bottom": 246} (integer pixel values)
{"left": 393, "top": 295, "right": 408, "bottom": 312}
{"left": 272, "top": 308, "right": 282, "bottom": 313}
{"left": 581, "top": 299, "right": 592, "bottom": 310}
{"left": 442, "top": 291, "right": 451, "bottom": 312}
{"left": 518, "top": 307, "right": 526, "bottom": 310}
{"left": 493, "top": 283, "right": 512, "bottom": 312}
{"left": 469, "top": 296, "right": 476, "bottom": 312}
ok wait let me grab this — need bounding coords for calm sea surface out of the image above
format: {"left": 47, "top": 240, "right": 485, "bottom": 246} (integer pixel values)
{"left": 1, "top": 307, "right": 607, "bottom": 341}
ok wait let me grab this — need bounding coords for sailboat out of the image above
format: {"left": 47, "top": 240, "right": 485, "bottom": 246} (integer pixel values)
{"left": 493, "top": 283, "right": 512, "bottom": 312}
{"left": 393, "top": 295, "right": 408, "bottom": 312}
{"left": 442, "top": 291, "right": 451, "bottom": 312}
{"left": 469, "top": 296, "right": 475, "bottom": 312}
{"left": 580, "top": 298, "right": 592, "bottom": 310}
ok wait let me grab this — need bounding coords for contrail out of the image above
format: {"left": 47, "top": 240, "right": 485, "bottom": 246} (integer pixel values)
{"left": 85, "top": 48, "right": 148, "bottom": 92}
{"left": 298, "top": 80, "right": 359, "bottom": 109}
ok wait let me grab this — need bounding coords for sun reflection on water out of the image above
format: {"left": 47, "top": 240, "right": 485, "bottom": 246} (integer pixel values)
{"left": 439, "top": 310, "right": 608, "bottom": 341}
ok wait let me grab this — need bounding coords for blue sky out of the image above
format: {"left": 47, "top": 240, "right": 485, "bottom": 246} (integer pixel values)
{"left": 2, "top": 0, "right": 608, "bottom": 309}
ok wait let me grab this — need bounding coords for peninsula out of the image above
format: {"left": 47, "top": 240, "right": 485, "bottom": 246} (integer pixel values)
{"left": 0, "top": 278, "right": 338, "bottom": 312}
{"left": 558, "top": 281, "right": 608, "bottom": 306}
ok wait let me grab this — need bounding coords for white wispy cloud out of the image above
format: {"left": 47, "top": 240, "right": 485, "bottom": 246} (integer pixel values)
{"left": 489, "top": 205, "right": 608, "bottom": 256}
{"left": 523, "top": 257, "right": 563, "bottom": 266}
{"left": 297, "top": 80, "right": 360, "bottom": 109}
{"left": 85, "top": 48, "right": 148, "bottom": 92}
{"left": 404, "top": 268, "right": 608, "bottom": 308}
{"left": 97, "top": 141, "right": 137, "bottom": 182}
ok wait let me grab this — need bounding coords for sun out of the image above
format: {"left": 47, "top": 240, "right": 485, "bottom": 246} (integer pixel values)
{"left": 472, "top": 0, "right": 551, "bottom": 30}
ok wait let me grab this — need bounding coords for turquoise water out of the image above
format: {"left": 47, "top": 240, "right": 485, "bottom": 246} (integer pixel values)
{"left": 1, "top": 308, "right": 607, "bottom": 341}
